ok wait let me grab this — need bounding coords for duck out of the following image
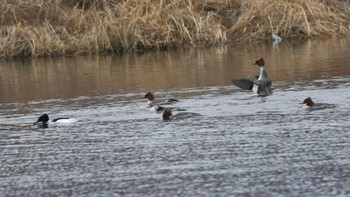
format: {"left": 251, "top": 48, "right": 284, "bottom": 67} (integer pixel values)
{"left": 272, "top": 34, "right": 282, "bottom": 44}
{"left": 150, "top": 105, "right": 187, "bottom": 114}
{"left": 33, "top": 114, "right": 75, "bottom": 128}
{"left": 162, "top": 108, "right": 200, "bottom": 121}
{"left": 144, "top": 92, "right": 179, "bottom": 107}
{"left": 300, "top": 97, "right": 336, "bottom": 110}
{"left": 231, "top": 58, "right": 273, "bottom": 96}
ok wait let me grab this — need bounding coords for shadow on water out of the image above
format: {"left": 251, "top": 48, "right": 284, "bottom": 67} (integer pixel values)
{"left": 1, "top": 37, "right": 350, "bottom": 196}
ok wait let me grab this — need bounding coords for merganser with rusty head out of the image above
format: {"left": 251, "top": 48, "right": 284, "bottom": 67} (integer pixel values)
{"left": 300, "top": 97, "right": 336, "bottom": 110}
{"left": 144, "top": 92, "right": 179, "bottom": 107}
{"left": 162, "top": 108, "right": 201, "bottom": 121}
{"left": 231, "top": 58, "right": 273, "bottom": 96}
{"left": 33, "top": 114, "right": 76, "bottom": 128}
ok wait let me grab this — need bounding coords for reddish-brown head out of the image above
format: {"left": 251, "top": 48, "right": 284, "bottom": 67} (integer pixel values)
{"left": 301, "top": 97, "right": 314, "bottom": 106}
{"left": 162, "top": 108, "right": 173, "bottom": 120}
{"left": 144, "top": 92, "right": 155, "bottom": 101}
{"left": 254, "top": 58, "right": 265, "bottom": 67}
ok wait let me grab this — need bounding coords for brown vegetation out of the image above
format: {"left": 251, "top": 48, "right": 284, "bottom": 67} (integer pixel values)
{"left": 1, "top": 0, "right": 350, "bottom": 58}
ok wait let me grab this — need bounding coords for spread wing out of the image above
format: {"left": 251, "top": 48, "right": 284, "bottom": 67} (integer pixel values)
{"left": 231, "top": 76, "right": 257, "bottom": 90}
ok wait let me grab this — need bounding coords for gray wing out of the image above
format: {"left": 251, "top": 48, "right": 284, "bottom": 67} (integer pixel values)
{"left": 231, "top": 76, "right": 258, "bottom": 90}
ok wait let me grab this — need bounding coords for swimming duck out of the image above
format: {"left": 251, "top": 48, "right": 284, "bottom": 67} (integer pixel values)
{"left": 144, "top": 92, "right": 179, "bottom": 107}
{"left": 162, "top": 108, "right": 200, "bottom": 121}
{"left": 231, "top": 58, "right": 273, "bottom": 96}
{"left": 300, "top": 97, "right": 336, "bottom": 110}
{"left": 150, "top": 105, "right": 186, "bottom": 114}
{"left": 33, "top": 114, "right": 74, "bottom": 128}
{"left": 272, "top": 34, "right": 282, "bottom": 44}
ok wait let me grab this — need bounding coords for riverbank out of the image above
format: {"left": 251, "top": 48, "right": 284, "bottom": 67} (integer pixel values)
{"left": 1, "top": 0, "right": 350, "bottom": 58}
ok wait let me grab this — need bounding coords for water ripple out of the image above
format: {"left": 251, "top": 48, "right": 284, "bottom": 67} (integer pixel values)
{"left": 1, "top": 76, "right": 350, "bottom": 196}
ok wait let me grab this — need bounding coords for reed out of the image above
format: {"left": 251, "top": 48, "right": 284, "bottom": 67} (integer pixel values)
{"left": 227, "top": 0, "right": 350, "bottom": 42}
{"left": 0, "top": 0, "right": 349, "bottom": 58}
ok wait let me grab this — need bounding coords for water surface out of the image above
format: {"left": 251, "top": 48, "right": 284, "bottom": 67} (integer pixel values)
{"left": 1, "top": 37, "right": 350, "bottom": 196}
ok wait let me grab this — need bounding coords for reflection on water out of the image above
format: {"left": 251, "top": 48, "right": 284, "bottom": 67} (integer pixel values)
{"left": 1, "top": 37, "right": 350, "bottom": 196}
{"left": 1, "top": 37, "right": 350, "bottom": 103}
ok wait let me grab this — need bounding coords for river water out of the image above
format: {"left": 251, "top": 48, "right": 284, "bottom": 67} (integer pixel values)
{"left": 1, "top": 37, "right": 350, "bottom": 196}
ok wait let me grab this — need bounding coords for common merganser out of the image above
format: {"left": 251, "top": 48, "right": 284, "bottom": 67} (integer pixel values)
{"left": 162, "top": 108, "right": 200, "bottom": 121}
{"left": 33, "top": 114, "right": 74, "bottom": 128}
{"left": 144, "top": 92, "right": 179, "bottom": 107}
{"left": 300, "top": 97, "right": 336, "bottom": 110}
{"left": 150, "top": 105, "right": 186, "bottom": 114}
{"left": 231, "top": 58, "right": 273, "bottom": 96}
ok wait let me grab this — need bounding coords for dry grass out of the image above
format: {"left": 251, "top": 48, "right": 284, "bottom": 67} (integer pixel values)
{"left": 228, "top": 0, "right": 350, "bottom": 42}
{"left": 0, "top": 0, "right": 350, "bottom": 58}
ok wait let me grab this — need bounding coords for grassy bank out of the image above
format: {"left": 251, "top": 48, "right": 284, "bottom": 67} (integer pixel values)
{"left": 1, "top": 0, "right": 350, "bottom": 58}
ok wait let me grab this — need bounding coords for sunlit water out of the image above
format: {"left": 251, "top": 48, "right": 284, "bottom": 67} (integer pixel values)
{"left": 1, "top": 37, "right": 350, "bottom": 196}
